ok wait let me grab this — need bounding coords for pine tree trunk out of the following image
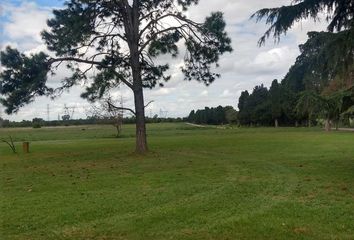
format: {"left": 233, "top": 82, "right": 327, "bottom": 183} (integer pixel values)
{"left": 274, "top": 119, "right": 278, "bottom": 128}
{"left": 134, "top": 87, "right": 148, "bottom": 153}
{"left": 123, "top": 5, "right": 148, "bottom": 153}
{"left": 131, "top": 55, "right": 148, "bottom": 153}
{"left": 131, "top": 62, "right": 148, "bottom": 153}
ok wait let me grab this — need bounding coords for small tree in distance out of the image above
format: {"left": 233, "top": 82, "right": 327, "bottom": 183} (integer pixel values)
{"left": 224, "top": 106, "right": 238, "bottom": 125}
{"left": 87, "top": 97, "right": 125, "bottom": 137}
{"left": 0, "top": 0, "right": 232, "bottom": 153}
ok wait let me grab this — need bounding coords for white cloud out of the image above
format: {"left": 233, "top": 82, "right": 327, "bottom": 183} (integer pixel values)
{"left": 221, "top": 89, "right": 231, "bottom": 97}
{"left": 200, "top": 90, "right": 208, "bottom": 97}
{"left": 151, "top": 87, "right": 176, "bottom": 96}
{"left": 2, "top": 2, "right": 51, "bottom": 51}
{"left": 250, "top": 46, "right": 299, "bottom": 74}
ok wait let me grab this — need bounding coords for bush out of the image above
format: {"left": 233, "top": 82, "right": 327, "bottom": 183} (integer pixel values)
{"left": 32, "top": 123, "right": 42, "bottom": 128}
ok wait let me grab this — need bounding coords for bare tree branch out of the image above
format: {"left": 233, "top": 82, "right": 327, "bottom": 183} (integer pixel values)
{"left": 107, "top": 101, "right": 136, "bottom": 115}
{"left": 144, "top": 100, "right": 154, "bottom": 108}
{"left": 48, "top": 57, "right": 107, "bottom": 67}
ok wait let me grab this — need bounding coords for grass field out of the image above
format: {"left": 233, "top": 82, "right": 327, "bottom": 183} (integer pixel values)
{"left": 1, "top": 123, "right": 354, "bottom": 239}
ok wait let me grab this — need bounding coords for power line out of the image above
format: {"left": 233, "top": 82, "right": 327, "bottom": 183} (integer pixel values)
{"left": 63, "top": 104, "right": 76, "bottom": 120}
{"left": 159, "top": 108, "right": 168, "bottom": 118}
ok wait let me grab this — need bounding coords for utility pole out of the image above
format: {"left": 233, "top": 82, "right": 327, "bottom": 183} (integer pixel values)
{"left": 159, "top": 108, "right": 168, "bottom": 118}
{"left": 63, "top": 104, "right": 76, "bottom": 120}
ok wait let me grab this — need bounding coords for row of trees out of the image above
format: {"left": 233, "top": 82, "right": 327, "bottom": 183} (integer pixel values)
{"left": 244, "top": 0, "right": 354, "bottom": 130}
{"left": 238, "top": 81, "right": 354, "bottom": 129}
{"left": 187, "top": 106, "right": 237, "bottom": 125}
{"left": 0, "top": 116, "right": 185, "bottom": 129}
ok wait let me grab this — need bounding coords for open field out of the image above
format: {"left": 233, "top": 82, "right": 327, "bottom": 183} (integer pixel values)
{"left": 1, "top": 123, "right": 354, "bottom": 239}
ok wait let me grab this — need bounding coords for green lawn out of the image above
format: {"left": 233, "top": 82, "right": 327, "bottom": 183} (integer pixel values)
{"left": 1, "top": 123, "right": 353, "bottom": 239}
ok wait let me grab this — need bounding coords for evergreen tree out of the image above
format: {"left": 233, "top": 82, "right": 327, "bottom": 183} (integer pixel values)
{"left": 238, "top": 90, "right": 251, "bottom": 125}
{"left": 224, "top": 106, "right": 238, "bottom": 124}
{"left": 282, "top": 31, "right": 354, "bottom": 93}
{"left": 188, "top": 110, "right": 196, "bottom": 123}
{"left": 295, "top": 91, "right": 322, "bottom": 127}
{"left": 187, "top": 106, "right": 231, "bottom": 125}
{"left": 253, "top": 0, "right": 354, "bottom": 95}
{"left": 0, "top": 0, "right": 232, "bottom": 153}
{"left": 248, "top": 85, "right": 271, "bottom": 125}
{"left": 269, "top": 79, "right": 281, "bottom": 127}
{"left": 252, "top": 0, "right": 353, "bottom": 45}
{"left": 279, "top": 85, "right": 298, "bottom": 126}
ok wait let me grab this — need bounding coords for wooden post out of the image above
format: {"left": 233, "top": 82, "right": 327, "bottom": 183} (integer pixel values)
{"left": 23, "top": 142, "right": 29, "bottom": 153}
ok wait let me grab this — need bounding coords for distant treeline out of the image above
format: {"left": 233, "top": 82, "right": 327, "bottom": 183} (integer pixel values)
{"left": 187, "top": 106, "right": 238, "bottom": 125}
{"left": 0, "top": 116, "right": 185, "bottom": 128}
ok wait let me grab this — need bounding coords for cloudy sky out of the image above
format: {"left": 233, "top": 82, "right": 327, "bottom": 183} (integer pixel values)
{"left": 0, "top": 0, "right": 327, "bottom": 121}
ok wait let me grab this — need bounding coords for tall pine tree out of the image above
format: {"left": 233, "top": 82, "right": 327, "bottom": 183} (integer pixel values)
{"left": 0, "top": 0, "right": 232, "bottom": 153}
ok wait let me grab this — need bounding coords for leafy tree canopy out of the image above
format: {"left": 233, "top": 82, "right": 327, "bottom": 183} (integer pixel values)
{"left": 253, "top": 0, "right": 354, "bottom": 96}
{"left": 187, "top": 106, "right": 234, "bottom": 125}
{"left": 282, "top": 30, "right": 354, "bottom": 93}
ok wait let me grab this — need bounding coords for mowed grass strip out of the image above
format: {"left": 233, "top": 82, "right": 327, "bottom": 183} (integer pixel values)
{"left": 1, "top": 123, "right": 354, "bottom": 239}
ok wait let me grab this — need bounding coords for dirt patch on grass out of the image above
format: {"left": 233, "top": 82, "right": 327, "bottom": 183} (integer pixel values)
{"left": 292, "top": 226, "right": 311, "bottom": 234}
